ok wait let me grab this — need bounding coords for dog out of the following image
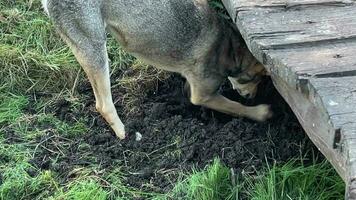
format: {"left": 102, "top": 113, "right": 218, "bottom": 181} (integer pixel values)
{"left": 42, "top": 0, "right": 272, "bottom": 139}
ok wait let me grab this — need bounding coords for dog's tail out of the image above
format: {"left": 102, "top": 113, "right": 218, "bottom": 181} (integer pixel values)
{"left": 41, "top": 0, "right": 49, "bottom": 15}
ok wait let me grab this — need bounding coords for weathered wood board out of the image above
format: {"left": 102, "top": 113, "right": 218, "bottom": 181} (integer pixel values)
{"left": 222, "top": 0, "right": 356, "bottom": 199}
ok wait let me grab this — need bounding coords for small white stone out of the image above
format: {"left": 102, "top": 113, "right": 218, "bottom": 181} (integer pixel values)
{"left": 329, "top": 100, "right": 338, "bottom": 106}
{"left": 135, "top": 132, "right": 143, "bottom": 142}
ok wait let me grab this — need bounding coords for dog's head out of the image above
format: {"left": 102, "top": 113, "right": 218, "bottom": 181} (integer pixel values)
{"left": 228, "top": 63, "right": 268, "bottom": 99}
{"left": 213, "top": 20, "right": 269, "bottom": 99}
{"left": 222, "top": 23, "right": 268, "bottom": 99}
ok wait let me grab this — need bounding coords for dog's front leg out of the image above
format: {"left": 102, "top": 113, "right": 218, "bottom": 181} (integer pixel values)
{"left": 187, "top": 75, "right": 272, "bottom": 121}
{"left": 194, "top": 94, "right": 272, "bottom": 121}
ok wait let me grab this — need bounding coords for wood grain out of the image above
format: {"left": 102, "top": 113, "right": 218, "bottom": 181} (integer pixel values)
{"left": 222, "top": 0, "right": 356, "bottom": 198}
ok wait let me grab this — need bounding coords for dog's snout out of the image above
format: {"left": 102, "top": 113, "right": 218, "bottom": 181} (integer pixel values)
{"left": 234, "top": 87, "right": 256, "bottom": 99}
{"left": 242, "top": 92, "right": 256, "bottom": 99}
{"left": 247, "top": 92, "right": 257, "bottom": 99}
{"left": 245, "top": 93, "right": 252, "bottom": 99}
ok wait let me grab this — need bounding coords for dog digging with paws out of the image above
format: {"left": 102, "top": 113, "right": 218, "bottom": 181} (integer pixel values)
{"left": 42, "top": 0, "right": 272, "bottom": 139}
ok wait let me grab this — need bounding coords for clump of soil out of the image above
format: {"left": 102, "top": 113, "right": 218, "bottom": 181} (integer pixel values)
{"left": 29, "top": 75, "right": 317, "bottom": 193}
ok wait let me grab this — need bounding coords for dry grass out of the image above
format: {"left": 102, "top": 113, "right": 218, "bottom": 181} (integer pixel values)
{"left": 0, "top": 1, "right": 345, "bottom": 200}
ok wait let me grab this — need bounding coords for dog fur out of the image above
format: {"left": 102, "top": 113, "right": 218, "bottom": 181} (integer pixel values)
{"left": 43, "top": 0, "right": 272, "bottom": 139}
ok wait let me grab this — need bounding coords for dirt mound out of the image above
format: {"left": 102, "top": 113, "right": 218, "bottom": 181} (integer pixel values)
{"left": 29, "top": 75, "right": 316, "bottom": 192}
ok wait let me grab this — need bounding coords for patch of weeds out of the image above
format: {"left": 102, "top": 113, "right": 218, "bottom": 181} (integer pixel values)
{"left": 53, "top": 178, "right": 108, "bottom": 200}
{"left": 104, "top": 168, "right": 162, "bottom": 200}
{"left": 0, "top": 0, "right": 80, "bottom": 93}
{"left": 164, "top": 159, "right": 235, "bottom": 200}
{"left": 244, "top": 160, "right": 345, "bottom": 200}
{"left": 36, "top": 114, "right": 88, "bottom": 138}
{"left": 114, "top": 60, "right": 169, "bottom": 115}
{"left": 13, "top": 113, "right": 88, "bottom": 140}
{"left": 53, "top": 167, "right": 164, "bottom": 200}
{"left": 159, "top": 159, "right": 344, "bottom": 200}
{"left": 0, "top": 92, "right": 28, "bottom": 125}
{"left": 0, "top": 162, "right": 59, "bottom": 200}
{"left": 0, "top": 141, "right": 29, "bottom": 166}
{"left": 1, "top": 0, "right": 169, "bottom": 114}
{"left": 107, "top": 37, "right": 136, "bottom": 74}
{"left": 0, "top": 0, "right": 134, "bottom": 94}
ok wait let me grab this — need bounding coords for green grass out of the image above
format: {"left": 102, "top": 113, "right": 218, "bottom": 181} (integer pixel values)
{"left": 0, "top": 155, "right": 345, "bottom": 200}
{"left": 0, "top": 92, "right": 28, "bottom": 125}
{"left": 245, "top": 160, "right": 345, "bottom": 200}
{"left": 0, "top": 0, "right": 80, "bottom": 93}
{"left": 0, "top": 162, "right": 59, "bottom": 200}
{"left": 0, "top": 0, "right": 167, "bottom": 113}
{"left": 0, "top": 1, "right": 346, "bottom": 200}
{"left": 35, "top": 114, "right": 88, "bottom": 137}
{"left": 0, "top": 140, "right": 29, "bottom": 166}
{"left": 160, "top": 159, "right": 344, "bottom": 200}
{"left": 53, "top": 179, "right": 108, "bottom": 200}
{"left": 166, "top": 159, "right": 235, "bottom": 200}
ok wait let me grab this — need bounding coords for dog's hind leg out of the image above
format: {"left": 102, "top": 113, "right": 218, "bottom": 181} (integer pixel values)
{"left": 187, "top": 75, "right": 272, "bottom": 121}
{"left": 52, "top": 17, "right": 126, "bottom": 139}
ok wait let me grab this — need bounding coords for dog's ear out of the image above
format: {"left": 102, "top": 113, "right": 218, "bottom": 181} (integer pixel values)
{"left": 216, "top": 20, "right": 246, "bottom": 74}
{"left": 218, "top": 35, "right": 236, "bottom": 69}
{"left": 228, "top": 21, "right": 240, "bottom": 35}
{"left": 222, "top": 21, "right": 244, "bottom": 63}
{"left": 228, "top": 26, "right": 245, "bottom": 68}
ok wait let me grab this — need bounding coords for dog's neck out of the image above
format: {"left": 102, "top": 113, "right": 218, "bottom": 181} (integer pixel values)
{"left": 210, "top": 20, "right": 255, "bottom": 78}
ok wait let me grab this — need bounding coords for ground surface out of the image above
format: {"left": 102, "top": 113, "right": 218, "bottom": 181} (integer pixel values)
{"left": 0, "top": 1, "right": 344, "bottom": 199}
{"left": 26, "top": 74, "right": 313, "bottom": 193}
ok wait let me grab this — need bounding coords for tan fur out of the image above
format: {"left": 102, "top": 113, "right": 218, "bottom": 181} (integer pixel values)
{"left": 43, "top": 0, "right": 272, "bottom": 139}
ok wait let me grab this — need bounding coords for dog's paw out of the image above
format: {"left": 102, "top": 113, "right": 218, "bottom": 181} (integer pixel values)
{"left": 112, "top": 122, "right": 126, "bottom": 140}
{"left": 116, "top": 132, "right": 126, "bottom": 140}
{"left": 252, "top": 104, "right": 273, "bottom": 122}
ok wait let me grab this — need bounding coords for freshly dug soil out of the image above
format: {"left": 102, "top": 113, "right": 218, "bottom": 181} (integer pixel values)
{"left": 29, "top": 74, "right": 317, "bottom": 193}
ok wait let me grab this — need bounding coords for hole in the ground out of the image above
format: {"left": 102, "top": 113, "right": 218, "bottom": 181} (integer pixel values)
{"left": 29, "top": 74, "right": 320, "bottom": 193}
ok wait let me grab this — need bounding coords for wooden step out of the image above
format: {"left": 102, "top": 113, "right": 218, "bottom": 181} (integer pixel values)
{"left": 222, "top": 0, "right": 356, "bottom": 198}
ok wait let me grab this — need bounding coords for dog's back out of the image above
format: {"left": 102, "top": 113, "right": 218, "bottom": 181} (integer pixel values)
{"left": 44, "top": 0, "right": 219, "bottom": 71}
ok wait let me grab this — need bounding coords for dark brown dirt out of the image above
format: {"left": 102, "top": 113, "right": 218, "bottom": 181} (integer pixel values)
{"left": 28, "top": 74, "right": 318, "bottom": 193}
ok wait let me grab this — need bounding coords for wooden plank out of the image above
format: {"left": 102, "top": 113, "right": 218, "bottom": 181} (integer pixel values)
{"left": 342, "top": 121, "right": 356, "bottom": 187}
{"left": 271, "top": 62, "right": 356, "bottom": 199}
{"left": 309, "top": 77, "right": 356, "bottom": 154}
{"left": 222, "top": 0, "right": 356, "bottom": 198}
{"left": 346, "top": 124, "right": 356, "bottom": 199}
{"left": 268, "top": 43, "right": 356, "bottom": 77}
{"left": 264, "top": 41, "right": 356, "bottom": 94}
{"left": 223, "top": 0, "right": 356, "bottom": 54}
{"left": 224, "top": 0, "right": 354, "bottom": 12}
{"left": 310, "top": 77, "right": 356, "bottom": 121}
{"left": 269, "top": 53, "right": 356, "bottom": 198}
{"left": 271, "top": 75, "right": 347, "bottom": 179}
{"left": 310, "top": 77, "right": 356, "bottom": 196}
{"left": 274, "top": 69, "right": 356, "bottom": 188}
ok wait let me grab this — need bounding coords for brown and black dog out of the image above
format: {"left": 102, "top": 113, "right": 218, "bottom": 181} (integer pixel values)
{"left": 42, "top": 0, "right": 272, "bottom": 139}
